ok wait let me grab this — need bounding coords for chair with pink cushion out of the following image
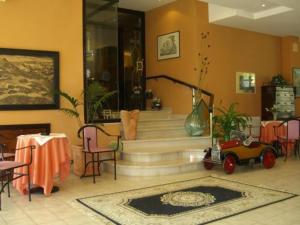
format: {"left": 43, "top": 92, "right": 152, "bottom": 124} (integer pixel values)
{"left": 0, "top": 143, "right": 35, "bottom": 210}
{"left": 274, "top": 118, "right": 300, "bottom": 160}
{"left": 77, "top": 124, "right": 120, "bottom": 183}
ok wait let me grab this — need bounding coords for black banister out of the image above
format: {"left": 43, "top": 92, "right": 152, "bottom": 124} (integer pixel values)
{"left": 146, "top": 75, "right": 214, "bottom": 112}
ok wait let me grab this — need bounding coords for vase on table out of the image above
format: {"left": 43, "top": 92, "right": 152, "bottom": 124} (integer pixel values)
{"left": 184, "top": 99, "right": 209, "bottom": 136}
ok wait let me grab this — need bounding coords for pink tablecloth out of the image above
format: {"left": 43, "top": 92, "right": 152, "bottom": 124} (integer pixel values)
{"left": 260, "top": 121, "right": 293, "bottom": 153}
{"left": 13, "top": 135, "right": 70, "bottom": 196}
{"left": 260, "top": 121, "right": 285, "bottom": 143}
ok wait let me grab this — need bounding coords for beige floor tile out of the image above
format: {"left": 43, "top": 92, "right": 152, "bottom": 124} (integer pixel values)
{"left": 0, "top": 158, "right": 299, "bottom": 225}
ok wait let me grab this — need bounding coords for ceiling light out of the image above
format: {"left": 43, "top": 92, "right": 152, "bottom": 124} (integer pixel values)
{"left": 261, "top": 3, "right": 266, "bottom": 8}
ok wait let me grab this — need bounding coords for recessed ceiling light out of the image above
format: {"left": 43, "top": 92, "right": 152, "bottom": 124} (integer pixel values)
{"left": 261, "top": 3, "right": 266, "bottom": 7}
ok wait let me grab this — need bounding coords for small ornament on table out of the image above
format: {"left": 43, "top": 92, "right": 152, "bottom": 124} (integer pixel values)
{"left": 265, "top": 105, "right": 278, "bottom": 120}
{"left": 152, "top": 97, "right": 161, "bottom": 110}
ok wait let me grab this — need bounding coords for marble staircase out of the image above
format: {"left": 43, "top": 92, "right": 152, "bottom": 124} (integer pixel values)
{"left": 104, "top": 108, "right": 212, "bottom": 176}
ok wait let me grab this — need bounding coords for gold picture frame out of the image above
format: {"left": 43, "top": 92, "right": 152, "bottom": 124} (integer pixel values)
{"left": 157, "top": 31, "right": 180, "bottom": 60}
{"left": 236, "top": 72, "right": 256, "bottom": 94}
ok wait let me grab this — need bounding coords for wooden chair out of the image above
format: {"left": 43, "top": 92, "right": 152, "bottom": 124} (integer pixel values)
{"left": 77, "top": 124, "right": 120, "bottom": 183}
{"left": 274, "top": 118, "right": 300, "bottom": 161}
{"left": 0, "top": 143, "right": 35, "bottom": 210}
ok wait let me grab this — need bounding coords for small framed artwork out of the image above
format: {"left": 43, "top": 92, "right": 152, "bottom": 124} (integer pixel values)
{"left": 236, "top": 72, "right": 256, "bottom": 94}
{"left": 157, "top": 31, "right": 180, "bottom": 60}
{"left": 0, "top": 48, "right": 60, "bottom": 110}
{"left": 292, "top": 68, "right": 300, "bottom": 97}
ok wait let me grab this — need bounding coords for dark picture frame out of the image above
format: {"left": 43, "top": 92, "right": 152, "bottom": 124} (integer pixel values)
{"left": 157, "top": 31, "right": 180, "bottom": 60}
{"left": 292, "top": 67, "right": 300, "bottom": 97}
{"left": 0, "top": 48, "right": 59, "bottom": 110}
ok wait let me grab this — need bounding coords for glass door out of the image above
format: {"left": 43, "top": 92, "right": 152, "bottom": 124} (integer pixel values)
{"left": 84, "top": 0, "right": 119, "bottom": 122}
{"left": 118, "top": 9, "right": 145, "bottom": 110}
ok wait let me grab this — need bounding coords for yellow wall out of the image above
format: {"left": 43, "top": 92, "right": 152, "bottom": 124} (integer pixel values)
{"left": 281, "top": 37, "right": 300, "bottom": 115}
{"left": 0, "top": 0, "right": 298, "bottom": 146}
{"left": 0, "top": 0, "right": 83, "bottom": 144}
{"left": 146, "top": 0, "right": 282, "bottom": 116}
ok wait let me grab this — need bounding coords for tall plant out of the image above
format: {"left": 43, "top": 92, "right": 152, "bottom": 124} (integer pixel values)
{"left": 84, "top": 81, "right": 116, "bottom": 123}
{"left": 59, "top": 91, "right": 82, "bottom": 128}
{"left": 58, "top": 82, "right": 116, "bottom": 126}
{"left": 213, "top": 103, "right": 251, "bottom": 141}
{"left": 194, "top": 32, "right": 210, "bottom": 102}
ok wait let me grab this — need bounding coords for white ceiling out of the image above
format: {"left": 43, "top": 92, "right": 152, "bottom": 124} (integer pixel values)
{"left": 199, "top": 0, "right": 300, "bottom": 37}
{"left": 118, "top": 0, "right": 176, "bottom": 12}
{"left": 119, "top": 0, "right": 300, "bottom": 37}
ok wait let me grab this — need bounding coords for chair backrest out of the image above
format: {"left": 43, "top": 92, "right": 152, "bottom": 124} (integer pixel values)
{"left": 0, "top": 143, "right": 4, "bottom": 161}
{"left": 83, "top": 126, "right": 97, "bottom": 150}
{"left": 287, "top": 119, "right": 300, "bottom": 140}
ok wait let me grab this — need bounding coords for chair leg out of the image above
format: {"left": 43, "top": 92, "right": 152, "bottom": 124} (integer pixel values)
{"left": 0, "top": 171, "right": 2, "bottom": 211}
{"left": 114, "top": 151, "right": 116, "bottom": 180}
{"left": 28, "top": 165, "right": 31, "bottom": 202}
{"left": 92, "top": 153, "right": 95, "bottom": 184}
{"left": 0, "top": 171, "right": 3, "bottom": 194}
{"left": 284, "top": 144, "right": 288, "bottom": 161}
{"left": 81, "top": 152, "right": 88, "bottom": 178}
{"left": 97, "top": 153, "right": 101, "bottom": 176}
{"left": 7, "top": 172, "right": 10, "bottom": 198}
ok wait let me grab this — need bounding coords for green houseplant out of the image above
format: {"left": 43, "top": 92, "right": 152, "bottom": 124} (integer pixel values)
{"left": 84, "top": 81, "right": 116, "bottom": 123}
{"left": 59, "top": 81, "right": 116, "bottom": 125}
{"left": 213, "top": 103, "right": 251, "bottom": 141}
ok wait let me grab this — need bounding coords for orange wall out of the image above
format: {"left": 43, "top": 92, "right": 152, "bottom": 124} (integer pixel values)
{"left": 281, "top": 37, "right": 300, "bottom": 115}
{"left": 146, "top": 0, "right": 282, "bottom": 116}
{"left": 0, "top": 0, "right": 83, "bottom": 144}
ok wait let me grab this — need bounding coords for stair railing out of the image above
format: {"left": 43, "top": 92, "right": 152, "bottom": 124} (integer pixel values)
{"left": 146, "top": 75, "right": 214, "bottom": 141}
{"left": 146, "top": 75, "right": 214, "bottom": 112}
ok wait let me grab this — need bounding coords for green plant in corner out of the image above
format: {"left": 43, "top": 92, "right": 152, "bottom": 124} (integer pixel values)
{"left": 213, "top": 102, "right": 251, "bottom": 141}
{"left": 58, "top": 90, "right": 83, "bottom": 128}
{"left": 85, "top": 81, "right": 117, "bottom": 123}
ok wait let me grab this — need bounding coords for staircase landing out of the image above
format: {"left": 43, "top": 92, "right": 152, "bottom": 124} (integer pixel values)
{"left": 104, "top": 108, "right": 211, "bottom": 176}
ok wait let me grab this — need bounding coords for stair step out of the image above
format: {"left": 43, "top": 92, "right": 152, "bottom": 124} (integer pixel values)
{"left": 137, "top": 128, "right": 188, "bottom": 139}
{"left": 138, "top": 118, "right": 185, "bottom": 129}
{"left": 138, "top": 108, "right": 172, "bottom": 121}
{"left": 121, "top": 148, "right": 205, "bottom": 163}
{"left": 103, "top": 158, "right": 203, "bottom": 176}
{"left": 122, "top": 136, "right": 211, "bottom": 152}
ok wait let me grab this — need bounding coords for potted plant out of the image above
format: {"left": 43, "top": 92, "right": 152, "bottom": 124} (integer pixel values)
{"left": 213, "top": 103, "right": 251, "bottom": 141}
{"left": 84, "top": 81, "right": 116, "bottom": 123}
{"left": 59, "top": 81, "right": 116, "bottom": 125}
{"left": 58, "top": 82, "right": 117, "bottom": 176}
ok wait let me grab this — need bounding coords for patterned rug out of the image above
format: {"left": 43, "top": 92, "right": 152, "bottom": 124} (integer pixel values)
{"left": 76, "top": 176, "right": 297, "bottom": 225}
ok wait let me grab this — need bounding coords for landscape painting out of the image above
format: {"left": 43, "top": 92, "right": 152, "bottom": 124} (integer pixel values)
{"left": 0, "top": 48, "right": 59, "bottom": 110}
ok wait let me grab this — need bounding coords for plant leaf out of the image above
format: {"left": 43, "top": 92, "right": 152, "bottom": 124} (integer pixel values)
{"left": 60, "top": 108, "right": 79, "bottom": 118}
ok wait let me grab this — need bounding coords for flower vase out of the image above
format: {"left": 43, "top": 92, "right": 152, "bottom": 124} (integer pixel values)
{"left": 184, "top": 99, "right": 209, "bottom": 136}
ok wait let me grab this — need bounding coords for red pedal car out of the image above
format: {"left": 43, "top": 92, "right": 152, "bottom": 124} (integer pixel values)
{"left": 203, "top": 131, "right": 277, "bottom": 174}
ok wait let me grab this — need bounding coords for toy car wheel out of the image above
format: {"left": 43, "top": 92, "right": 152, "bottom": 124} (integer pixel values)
{"left": 223, "top": 155, "right": 236, "bottom": 174}
{"left": 262, "top": 150, "right": 276, "bottom": 169}
{"left": 203, "top": 152, "right": 214, "bottom": 170}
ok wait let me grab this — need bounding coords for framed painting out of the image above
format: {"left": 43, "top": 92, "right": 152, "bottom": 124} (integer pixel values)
{"left": 292, "top": 68, "right": 300, "bottom": 97}
{"left": 236, "top": 72, "right": 256, "bottom": 94}
{"left": 157, "top": 31, "right": 180, "bottom": 60}
{"left": 0, "top": 48, "right": 59, "bottom": 110}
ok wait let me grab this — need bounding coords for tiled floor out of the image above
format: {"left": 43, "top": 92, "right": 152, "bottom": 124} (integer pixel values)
{"left": 1, "top": 158, "right": 300, "bottom": 225}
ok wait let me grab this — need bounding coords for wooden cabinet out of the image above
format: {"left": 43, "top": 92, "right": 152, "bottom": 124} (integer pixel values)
{"left": 261, "top": 85, "right": 295, "bottom": 120}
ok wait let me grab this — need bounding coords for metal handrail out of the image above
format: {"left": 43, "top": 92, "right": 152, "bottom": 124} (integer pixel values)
{"left": 146, "top": 74, "right": 214, "bottom": 112}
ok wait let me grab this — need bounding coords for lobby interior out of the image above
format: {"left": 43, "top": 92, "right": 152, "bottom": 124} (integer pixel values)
{"left": 0, "top": 0, "right": 300, "bottom": 224}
